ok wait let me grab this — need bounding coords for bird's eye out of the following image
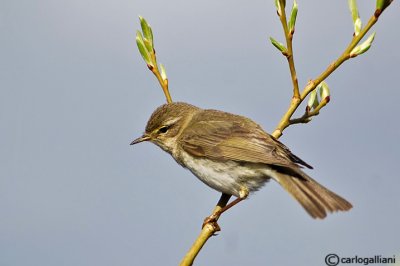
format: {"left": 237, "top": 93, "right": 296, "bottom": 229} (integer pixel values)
{"left": 158, "top": 126, "right": 169, "bottom": 134}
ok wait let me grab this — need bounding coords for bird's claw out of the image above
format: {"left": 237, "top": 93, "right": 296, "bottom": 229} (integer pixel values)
{"left": 202, "top": 214, "right": 221, "bottom": 232}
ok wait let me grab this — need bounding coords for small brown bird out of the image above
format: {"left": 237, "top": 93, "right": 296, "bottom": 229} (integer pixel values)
{"left": 131, "top": 102, "right": 352, "bottom": 219}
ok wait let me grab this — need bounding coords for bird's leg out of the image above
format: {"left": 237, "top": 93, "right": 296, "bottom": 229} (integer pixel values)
{"left": 201, "top": 193, "right": 230, "bottom": 231}
{"left": 202, "top": 188, "right": 249, "bottom": 230}
{"left": 214, "top": 188, "right": 249, "bottom": 217}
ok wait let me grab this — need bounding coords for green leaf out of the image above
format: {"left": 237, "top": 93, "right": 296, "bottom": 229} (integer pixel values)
{"left": 288, "top": 0, "right": 298, "bottom": 34}
{"left": 348, "top": 0, "right": 359, "bottom": 23}
{"left": 159, "top": 63, "right": 167, "bottom": 81}
{"left": 376, "top": 0, "right": 393, "bottom": 12}
{"left": 348, "top": 0, "right": 362, "bottom": 36}
{"left": 354, "top": 18, "right": 362, "bottom": 36}
{"left": 274, "top": 0, "right": 285, "bottom": 16}
{"left": 318, "top": 81, "right": 330, "bottom": 101}
{"left": 143, "top": 38, "right": 153, "bottom": 55}
{"left": 269, "top": 37, "right": 287, "bottom": 54}
{"left": 274, "top": 0, "right": 281, "bottom": 16}
{"left": 350, "top": 32, "right": 376, "bottom": 57}
{"left": 136, "top": 31, "right": 152, "bottom": 66}
{"left": 139, "top": 16, "right": 153, "bottom": 49}
{"left": 307, "top": 89, "right": 319, "bottom": 110}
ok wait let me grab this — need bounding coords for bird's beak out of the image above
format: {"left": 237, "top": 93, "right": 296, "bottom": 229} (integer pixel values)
{"left": 130, "top": 134, "right": 151, "bottom": 145}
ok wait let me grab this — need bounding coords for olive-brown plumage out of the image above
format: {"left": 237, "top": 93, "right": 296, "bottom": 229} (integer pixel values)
{"left": 131, "top": 102, "right": 352, "bottom": 219}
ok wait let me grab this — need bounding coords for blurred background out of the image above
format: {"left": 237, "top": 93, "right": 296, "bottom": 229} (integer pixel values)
{"left": 1, "top": 1, "right": 399, "bottom": 265}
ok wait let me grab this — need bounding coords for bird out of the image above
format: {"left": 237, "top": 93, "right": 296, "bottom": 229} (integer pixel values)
{"left": 131, "top": 102, "right": 352, "bottom": 219}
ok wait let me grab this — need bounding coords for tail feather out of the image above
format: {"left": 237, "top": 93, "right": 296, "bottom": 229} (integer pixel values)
{"left": 273, "top": 170, "right": 352, "bottom": 219}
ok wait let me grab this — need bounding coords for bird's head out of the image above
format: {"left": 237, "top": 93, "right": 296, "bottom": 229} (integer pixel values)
{"left": 130, "top": 102, "right": 199, "bottom": 153}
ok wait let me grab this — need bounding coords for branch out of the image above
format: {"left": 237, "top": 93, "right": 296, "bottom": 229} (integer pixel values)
{"left": 148, "top": 63, "right": 172, "bottom": 103}
{"left": 279, "top": 0, "right": 300, "bottom": 99}
{"left": 289, "top": 94, "right": 330, "bottom": 125}
{"left": 180, "top": 194, "right": 231, "bottom": 266}
{"left": 136, "top": 16, "right": 172, "bottom": 103}
{"left": 270, "top": 0, "right": 300, "bottom": 99}
{"left": 272, "top": 5, "right": 383, "bottom": 139}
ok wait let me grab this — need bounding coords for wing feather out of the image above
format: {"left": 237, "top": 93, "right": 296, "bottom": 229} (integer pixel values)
{"left": 179, "top": 111, "right": 312, "bottom": 169}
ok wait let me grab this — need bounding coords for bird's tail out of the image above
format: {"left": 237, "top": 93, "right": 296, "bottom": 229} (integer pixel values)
{"left": 273, "top": 169, "right": 352, "bottom": 219}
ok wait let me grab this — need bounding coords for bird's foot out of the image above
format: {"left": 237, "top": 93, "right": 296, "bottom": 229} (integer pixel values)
{"left": 201, "top": 190, "right": 249, "bottom": 233}
{"left": 202, "top": 214, "right": 221, "bottom": 232}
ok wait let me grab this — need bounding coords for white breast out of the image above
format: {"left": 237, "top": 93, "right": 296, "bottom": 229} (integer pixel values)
{"left": 178, "top": 151, "right": 273, "bottom": 197}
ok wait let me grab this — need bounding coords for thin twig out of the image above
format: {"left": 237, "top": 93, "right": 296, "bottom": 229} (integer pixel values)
{"left": 136, "top": 17, "right": 173, "bottom": 104}
{"left": 278, "top": 0, "right": 300, "bottom": 99}
{"left": 272, "top": 13, "right": 379, "bottom": 139}
{"left": 180, "top": 194, "right": 231, "bottom": 266}
{"left": 149, "top": 52, "right": 172, "bottom": 103}
{"left": 149, "top": 64, "right": 172, "bottom": 103}
{"left": 289, "top": 96, "right": 330, "bottom": 125}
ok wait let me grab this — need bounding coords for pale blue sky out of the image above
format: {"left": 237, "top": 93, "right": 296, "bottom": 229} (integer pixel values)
{"left": 1, "top": 1, "right": 399, "bottom": 265}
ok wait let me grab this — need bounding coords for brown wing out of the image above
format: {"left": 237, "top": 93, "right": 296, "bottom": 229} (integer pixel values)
{"left": 179, "top": 110, "right": 312, "bottom": 169}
